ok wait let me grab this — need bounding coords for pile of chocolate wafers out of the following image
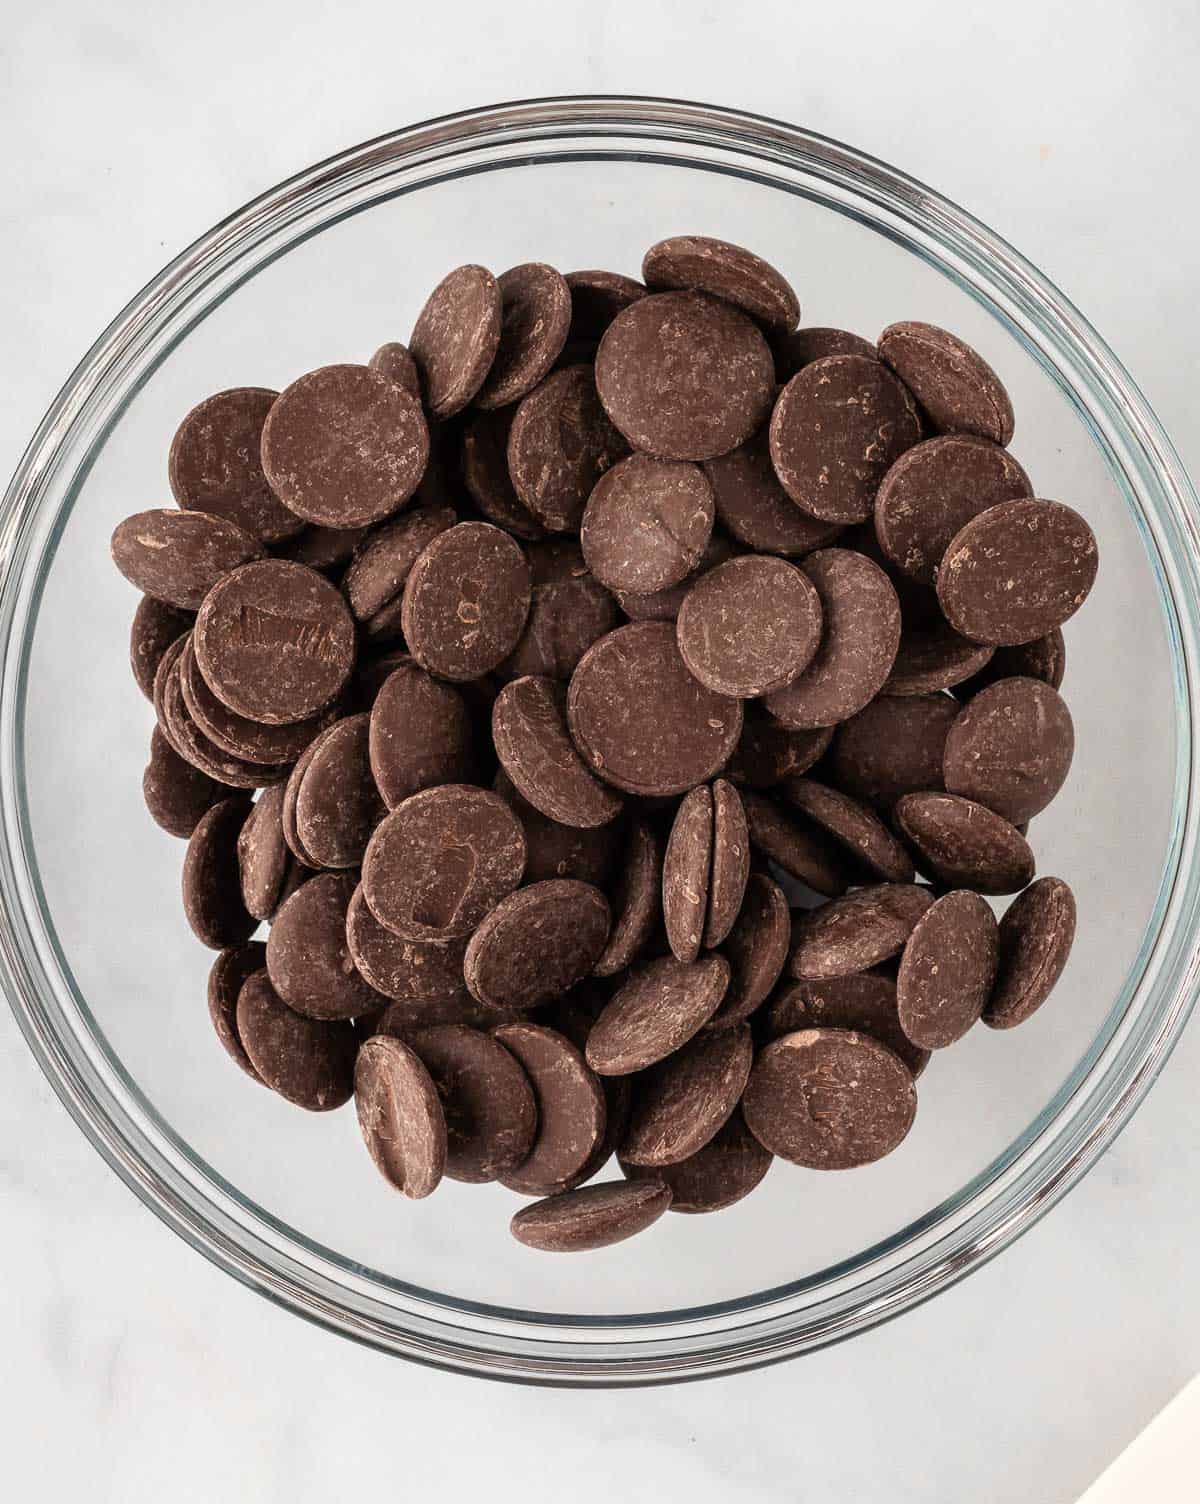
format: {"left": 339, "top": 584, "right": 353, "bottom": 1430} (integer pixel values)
{"left": 114, "top": 235, "right": 1096, "bottom": 1253}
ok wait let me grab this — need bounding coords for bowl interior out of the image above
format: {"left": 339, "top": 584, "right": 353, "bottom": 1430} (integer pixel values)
{"left": 14, "top": 149, "right": 1178, "bottom": 1322}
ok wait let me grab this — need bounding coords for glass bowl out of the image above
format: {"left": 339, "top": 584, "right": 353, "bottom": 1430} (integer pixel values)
{"left": 2, "top": 96, "right": 1198, "bottom": 1386}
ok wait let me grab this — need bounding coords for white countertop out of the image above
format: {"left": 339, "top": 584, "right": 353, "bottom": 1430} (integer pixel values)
{"left": 3, "top": 4, "right": 1199, "bottom": 1500}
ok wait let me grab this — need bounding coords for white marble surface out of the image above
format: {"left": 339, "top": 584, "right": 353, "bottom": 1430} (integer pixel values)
{"left": 2, "top": 3, "right": 1199, "bottom": 1500}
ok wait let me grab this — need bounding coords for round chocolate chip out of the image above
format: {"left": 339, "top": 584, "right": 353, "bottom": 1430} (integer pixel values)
{"left": 565, "top": 269, "right": 647, "bottom": 341}
{"left": 169, "top": 387, "right": 304, "bottom": 544}
{"left": 546, "top": 994, "right": 635, "bottom": 1191}
{"left": 586, "top": 953, "right": 730, "bottom": 1076}
{"left": 368, "top": 661, "right": 474, "bottom": 809}
{"left": 492, "top": 675, "right": 624, "bottom": 829}
{"left": 883, "top": 619, "right": 995, "bottom": 695}
{"left": 874, "top": 434, "right": 1032, "bottom": 585}
{"left": 985, "top": 876, "right": 1076, "bottom": 1029}
{"left": 705, "top": 779, "right": 750, "bottom": 949}
{"left": 407, "top": 1024, "right": 537, "bottom": 1183}
{"left": 663, "top": 784, "right": 713, "bottom": 965}
{"left": 770, "top": 327, "right": 877, "bottom": 381}
{"left": 266, "top": 871, "right": 382, "bottom": 1020}
{"left": 463, "top": 880, "right": 611, "bottom": 1011}
{"left": 182, "top": 795, "right": 254, "bottom": 949}
{"left": 764, "top": 549, "right": 901, "bottom": 729}
{"left": 236, "top": 783, "right": 291, "bottom": 920}
{"left": 779, "top": 777, "right": 916, "bottom": 883}
{"left": 359, "top": 594, "right": 406, "bottom": 648}
{"left": 764, "top": 973, "right": 929, "bottom": 1078}
{"left": 236, "top": 968, "right": 356, "bottom": 1111}
{"left": 179, "top": 636, "right": 335, "bottom": 764}
{"left": 280, "top": 737, "right": 321, "bottom": 867}
{"left": 581, "top": 454, "right": 714, "bottom": 594}
{"left": 742, "top": 1028, "right": 917, "bottom": 1169}
{"left": 409, "top": 264, "right": 502, "bottom": 418}
{"left": 354, "top": 1035, "right": 447, "bottom": 1198}
{"left": 642, "top": 235, "right": 800, "bottom": 332}
{"left": 593, "top": 817, "right": 663, "bottom": 978}
{"left": 375, "top": 992, "right": 522, "bottom": 1037}
{"left": 159, "top": 644, "right": 285, "bottom": 790}
{"left": 510, "top": 1179, "right": 672, "bottom": 1252}
{"left": 351, "top": 645, "right": 413, "bottom": 711}
{"left": 193, "top": 559, "right": 355, "bottom": 725}
{"left": 623, "top": 1107, "right": 771, "bottom": 1214}
{"left": 789, "top": 883, "right": 935, "bottom": 980}
{"left": 149, "top": 630, "right": 196, "bottom": 743}
{"left": 957, "top": 629, "right": 1066, "bottom": 699}
{"left": 843, "top": 517, "right": 946, "bottom": 626}
{"left": 273, "top": 861, "right": 310, "bottom": 912}
{"left": 294, "top": 714, "right": 384, "bottom": 869}
{"left": 507, "top": 365, "right": 628, "bottom": 532}
{"left": 460, "top": 407, "right": 545, "bottom": 541}
{"left": 707, "top": 872, "right": 790, "bottom": 1029}
{"left": 596, "top": 290, "right": 775, "bottom": 461}
{"left": 261, "top": 363, "right": 430, "bottom": 527}
{"left": 493, "top": 770, "right": 623, "bottom": 887}
{"left": 362, "top": 785, "right": 526, "bottom": 941}
{"left": 878, "top": 321, "right": 1014, "bottom": 445}
{"left": 501, "top": 539, "right": 619, "bottom": 682}
{"left": 610, "top": 532, "right": 734, "bottom": 623}
{"left": 702, "top": 425, "right": 843, "bottom": 557}
{"left": 143, "top": 724, "right": 223, "bottom": 839}
{"left": 726, "top": 708, "right": 833, "bottom": 790}
{"left": 207, "top": 942, "right": 267, "bottom": 1083}
{"left": 495, "top": 1023, "right": 607, "bottom": 1196}
{"left": 620, "top": 1024, "right": 752, "bottom": 1167}
{"left": 739, "top": 789, "right": 853, "bottom": 897}
{"left": 943, "top": 676, "right": 1074, "bottom": 824}
{"left": 937, "top": 498, "right": 1098, "bottom": 646}
{"left": 769, "top": 355, "right": 922, "bottom": 524}
{"left": 342, "top": 505, "right": 458, "bottom": 622}
{"left": 566, "top": 622, "right": 743, "bottom": 797}
{"left": 401, "top": 522, "right": 532, "bottom": 682}
{"left": 368, "top": 341, "right": 422, "bottom": 398}
{"left": 131, "top": 595, "right": 194, "bottom": 701}
{"left": 894, "top": 792, "right": 1035, "bottom": 894}
{"left": 111, "top": 508, "right": 263, "bottom": 609}
{"left": 677, "top": 554, "right": 823, "bottom": 698}
{"left": 827, "top": 693, "right": 960, "bottom": 809}
{"left": 345, "top": 883, "right": 472, "bottom": 1012}
{"left": 897, "top": 889, "right": 998, "bottom": 1048}
{"left": 474, "top": 263, "right": 571, "bottom": 410}
{"left": 276, "top": 522, "right": 370, "bottom": 572}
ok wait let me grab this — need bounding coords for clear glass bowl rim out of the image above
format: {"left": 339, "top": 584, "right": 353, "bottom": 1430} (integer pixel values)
{"left": 2, "top": 95, "right": 1199, "bottom": 1386}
